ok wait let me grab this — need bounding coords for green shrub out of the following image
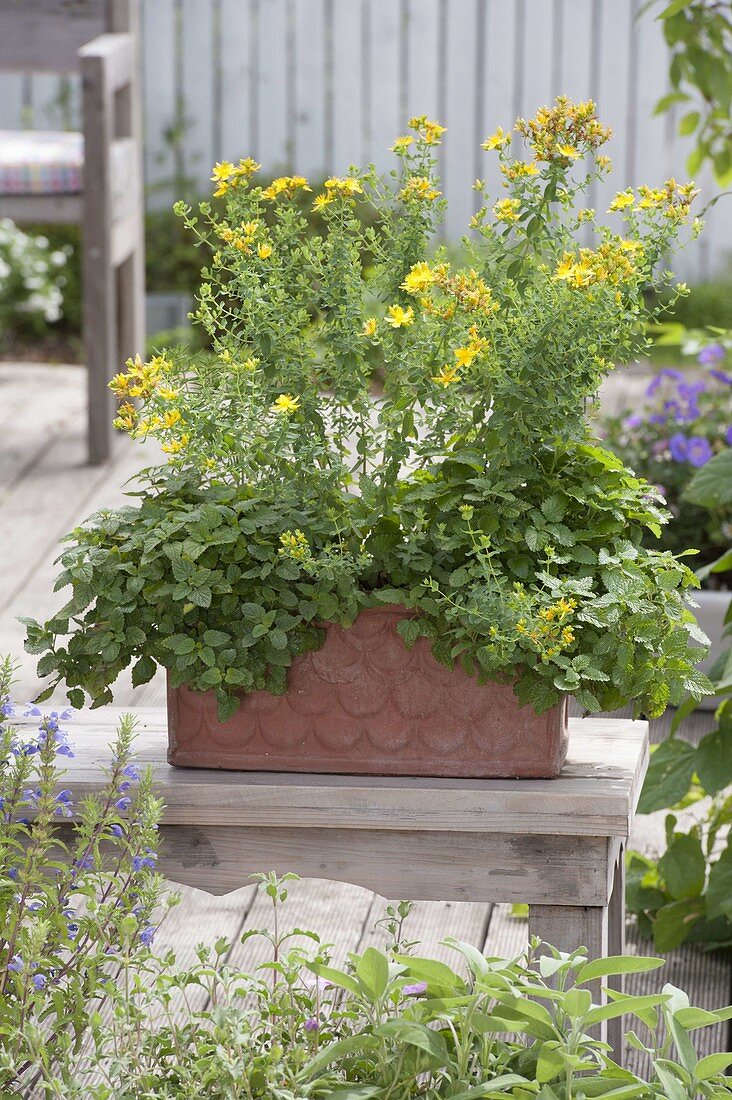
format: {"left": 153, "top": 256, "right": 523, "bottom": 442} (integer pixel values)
{"left": 0, "top": 656, "right": 169, "bottom": 1096}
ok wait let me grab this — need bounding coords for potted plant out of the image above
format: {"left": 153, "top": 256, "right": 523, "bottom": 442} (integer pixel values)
{"left": 25, "top": 100, "right": 712, "bottom": 777}
{"left": 603, "top": 338, "right": 732, "bottom": 703}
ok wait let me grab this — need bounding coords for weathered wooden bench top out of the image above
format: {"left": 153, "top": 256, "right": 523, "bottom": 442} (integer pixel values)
{"left": 60, "top": 708, "right": 649, "bottom": 839}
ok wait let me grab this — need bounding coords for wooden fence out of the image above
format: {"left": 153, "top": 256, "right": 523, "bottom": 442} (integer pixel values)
{"left": 0, "top": 0, "right": 728, "bottom": 281}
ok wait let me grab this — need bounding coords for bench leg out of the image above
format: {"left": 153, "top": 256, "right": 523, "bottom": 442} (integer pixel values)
{"left": 528, "top": 903, "right": 608, "bottom": 1042}
{"left": 606, "top": 847, "right": 626, "bottom": 1062}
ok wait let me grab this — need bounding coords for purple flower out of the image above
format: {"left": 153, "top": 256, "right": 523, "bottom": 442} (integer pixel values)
{"left": 55, "top": 790, "right": 73, "bottom": 817}
{"left": 32, "top": 974, "right": 46, "bottom": 991}
{"left": 117, "top": 781, "right": 132, "bottom": 793}
{"left": 726, "top": 426, "right": 732, "bottom": 446}
{"left": 108, "top": 824, "right": 124, "bottom": 838}
{"left": 132, "top": 848, "right": 157, "bottom": 872}
{"left": 26, "top": 899, "right": 43, "bottom": 912}
{"left": 7, "top": 955, "right": 23, "bottom": 972}
{"left": 402, "top": 981, "right": 428, "bottom": 996}
{"left": 710, "top": 368, "right": 732, "bottom": 385}
{"left": 121, "top": 764, "right": 140, "bottom": 780}
{"left": 623, "top": 414, "right": 643, "bottom": 429}
{"left": 304, "top": 1017, "right": 319, "bottom": 1032}
{"left": 646, "top": 368, "right": 683, "bottom": 397}
{"left": 1, "top": 700, "right": 15, "bottom": 718}
{"left": 669, "top": 432, "right": 688, "bottom": 462}
{"left": 687, "top": 436, "right": 713, "bottom": 467}
{"left": 139, "top": 926, "right": 155, "bottom": 947}
{"left": 23, "top": 705, "right": 42, "bottom": 718}
{"left": 66, "top": 923, "right": 79, "bottom": 939}
{"left": 649, "top": 413, "right": 667, "bottom": 425}
{"left": 115, "top": 797, "right": 131, "bottom": 812}
{"left": 698, "top": 343, "right": 725, "bottom": 365}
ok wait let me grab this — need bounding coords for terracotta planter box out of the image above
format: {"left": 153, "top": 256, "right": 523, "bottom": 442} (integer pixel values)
{"left": 167, "top": 605, "right": 569, "bottom": 778}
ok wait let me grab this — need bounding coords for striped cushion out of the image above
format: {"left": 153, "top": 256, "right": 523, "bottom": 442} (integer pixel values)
{"left": 0, "top": 130, "right": 83, "bottom": 195}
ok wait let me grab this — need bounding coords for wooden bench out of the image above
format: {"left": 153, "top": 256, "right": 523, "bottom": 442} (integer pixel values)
{"left": 60, "top": 707, "right": 649, "bottom": 1053}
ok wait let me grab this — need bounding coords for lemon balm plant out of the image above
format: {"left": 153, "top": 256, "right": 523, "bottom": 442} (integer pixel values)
{"left": 26, "top": 101, "right": 712, "bottom": 765}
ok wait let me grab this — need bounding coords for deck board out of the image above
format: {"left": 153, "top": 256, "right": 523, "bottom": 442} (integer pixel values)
{"left": 2, "top": 363, "right": 729, "bottom": 1073}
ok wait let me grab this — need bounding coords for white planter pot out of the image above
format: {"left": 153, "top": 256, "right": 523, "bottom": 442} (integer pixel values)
{"left": 693, "top": 589, "right": 731, "bottom": 709}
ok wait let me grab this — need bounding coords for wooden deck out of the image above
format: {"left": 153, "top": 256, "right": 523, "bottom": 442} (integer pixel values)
{"left": 2, "top": 362, "right": 730, "bottom": 1073}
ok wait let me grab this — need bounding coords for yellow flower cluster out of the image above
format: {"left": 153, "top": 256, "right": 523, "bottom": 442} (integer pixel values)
{"left": 262, "top": 175, "right": 311, "bottom": 201}
{"left": 500, "top": 161, "right": 539, "bottom": 181}
{"left": 109, "top": 354, "right": 170, "bottom": 400}
{"left": 608, "top": 179, "right": 698, "bottom": 221}
{"left": 278, "top": 529, "right": 310, "bottom": 562}
{"left": 408, "top": 115, "right": 447, "bottom": 145}
{"left": 553, "top": 239, "right": 643, "bottom": 289}
{"left": 430, "top": 327, "right": 489, "bottom": 388}
{"left": 361, "top": 317, "right": 377, "bottom": 337}
{"left": 400, "top": 261, "right": 436, "bottom": 295}
{"left": 493, "top": 197, "right": 521, "bottom": 223}
{"left": 210, "top": 157, "right": 261, "bottom": 197}
{"left": 218, "top": 219, "right": 272, "bottom": 257}
{"left": 515, "top": 97, "right": 611, "bottom": 162}
{"left": 439, "top": 269, "right": 495, "bottom": 313}
{"left": 398, "top": 176, "right": 442, "bottom": 204}
{"left": 516, "top": 596, "right": 578, "bottom": 659}
{"left": 313, "top": 176, "right": 363, "bottom": 211}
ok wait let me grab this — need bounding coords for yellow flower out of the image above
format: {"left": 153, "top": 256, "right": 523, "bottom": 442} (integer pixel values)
{"left": 401, "top": 261, "right": 435, "bottom": 295}
{"left": 241, "top": 220, "right": 259, "bottom": 237}
{"left": 163, "top": 408, "right": 182, "bottom": 428}
{"left": 481, "top": 126, "right": 511, "bottom": 151}
{"left": 272, "top": 393, "right": 301, "bottom": 414}
{"left": 211, "top": 161, "right": 235, "bottom": 183}
{"left": 608, "top": 190, "right": 635, "bottom": 212}
{"left": 557, "top": 143, "right": 581, "bottom": 159}
{"left": 162, "top": 433, "right": 190, "bottom": 455}
{"left": 279, "top": 529, "right": 310, "bottom": 561}
{"left": 257, "top": 242, "right": 272, "bottom": 259}
{"left": 312, "top": 193, "right": 333, "bottom": 212}
{"left": 109, "top": 372, "right": 130, "bottom": 397}
{"left": 453, "top": 345, "right": 478, "bottom": 368}
{"left": 233, "top": 156, "right": 261, "bottom": 178}
{"left": 597, "top": 154, "right": 611, "bottom": 170}
{"left": 113, "top": 402, "right": 137, "bottom": 431}
{"left": 241, "top": 357, "right": 259, "bottom": 371}
{"left": 432, "top": 365, "right": 460, "bottom": 387}
{"left": 386, "top": 304, "right": 415, "bottom": 328}
{"left": 361, "top": 317, "right": 377, "bottom": 337}
{"left": 493, "top": 197, "right": 521, "bottom": 223}
{"left": 158, "top": 386, "right": 179, "bottom": 400}
{"left": 391, "top": 135, "right": 414, "bottom": 153}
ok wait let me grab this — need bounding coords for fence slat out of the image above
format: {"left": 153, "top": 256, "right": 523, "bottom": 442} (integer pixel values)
{"left": 218, "top": 0, "right": 252, "bottom": 166}
{"left": 257, "top": 0, "right": 290, "bottom": 172}
{"left": 142, "top": 0, "right": 179, "bottom": 205}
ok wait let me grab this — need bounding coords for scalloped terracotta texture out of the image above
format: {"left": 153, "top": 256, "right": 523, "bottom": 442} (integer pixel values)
{"left": 167, "top": 605, "right": 569, "bottom": 777}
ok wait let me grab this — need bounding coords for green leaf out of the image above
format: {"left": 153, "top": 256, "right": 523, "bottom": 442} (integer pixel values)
{"left": 577, "top": 955, "right": 664, "bottom": 985}
{"left": 706, "top": 848, "right": 732, "bottom": 921}
{"left": 637, "top": 739, "right": 697, "bottom": 814}
{"left": 374, "top": 1020, "right": 449, "bottom": 1066}
{"left": 355, "top": 947, "right": 389, "bottom": 1001}
{"left": 678, "top": 109, "right": 700, "bottom": 136}
{"left": 203, "top": 629, "right": 230, "bottom": 648}
{"left": 163, "top": 634, "right": 196, "bottom": 655}
{"left": 685, "top": 450, "right": 732, "bottom": 509}
{"left": 392, "top": 955, "right": 463, "bottom": 996}
{"left": 305, "top": 962, "right": 361, "bottom": 997}
{"left": 696, "top": 1052, "right": 732, "bottom": 1080}
{"left": 652, "top": 898, "right": 705, "bottom": 951}
{"left": 695, "top": 724, "right": 732, "bottom": 795}
{"left": 269, "top": 628, "right": 288, "bottom": 651}
{"left": 658, "top": 833, "right": 706, "bottom": 900}
{"left": 131, "top": 655, "right": 156, "bottom": 688}
{"left": 536, "top": 1042, "right": 565, "bottom": 1083}
{"left": 584, "top": 994, "right": 671, "bottom": 1027}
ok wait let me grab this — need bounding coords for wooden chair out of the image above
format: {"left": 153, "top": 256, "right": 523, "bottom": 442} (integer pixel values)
{"left": 0, "top": 0, "right": 145, "bottom": 464}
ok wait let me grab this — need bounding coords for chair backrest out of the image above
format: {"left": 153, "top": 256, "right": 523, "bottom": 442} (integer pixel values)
{"left": 0, "top": 0, "right": 132, "bottom": 72}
